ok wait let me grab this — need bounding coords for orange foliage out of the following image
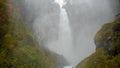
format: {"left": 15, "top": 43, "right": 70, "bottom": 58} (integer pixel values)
{"left": 8, "top": 44, "right": 14, "bottom": 49}
{"left": 0, "top": 0, "right": 4, "bottom": 4}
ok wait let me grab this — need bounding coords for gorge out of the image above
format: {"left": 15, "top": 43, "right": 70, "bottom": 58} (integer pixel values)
{"left": 0, "top": 0, "right": 119, "bottom": 68}
{"left": 24, "top": 0, "right": 120, "bottom": 67}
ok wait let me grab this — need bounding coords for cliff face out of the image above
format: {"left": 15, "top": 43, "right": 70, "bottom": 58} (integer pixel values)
{"left": 77, "top": 16, "right": 120, "bottom": 68}
{"left": 95, "top": 17, "right": 120, "bottom": 56}
{"left": 0, "top": 0, "right": 68, "bottom": 68}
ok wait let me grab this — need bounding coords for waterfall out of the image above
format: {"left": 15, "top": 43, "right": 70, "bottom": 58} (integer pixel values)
{"left": 58, "top": 7, "right": 73, "bottom": 56}
{"left": 26, "top": 0, "right": 119, "bottom": 68}
{"left": 46, "top": 0, "right": 74, "bottom": 67}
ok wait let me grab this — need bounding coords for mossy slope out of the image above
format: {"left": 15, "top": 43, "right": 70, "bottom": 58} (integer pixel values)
{"left": 77, "top": 16, "right": 120, "bottom": 68}
{"left": 0, "top": 0, "right": 67, "bottom": 68}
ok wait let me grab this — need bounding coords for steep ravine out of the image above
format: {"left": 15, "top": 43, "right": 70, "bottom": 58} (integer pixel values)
{"left": 1, "top": 0, "right": 119, "bottom": 68}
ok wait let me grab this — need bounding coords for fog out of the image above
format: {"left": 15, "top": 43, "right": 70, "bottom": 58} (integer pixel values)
{"left": 24, "top": 0, "right": 120, "bottom": 67}
{"left": 65, "top": 0, "right": 120, "bottom": 66}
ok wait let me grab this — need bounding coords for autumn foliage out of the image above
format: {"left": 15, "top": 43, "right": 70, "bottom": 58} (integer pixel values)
{"left": 0, "top": 0, "right": 67, "bottom": 68}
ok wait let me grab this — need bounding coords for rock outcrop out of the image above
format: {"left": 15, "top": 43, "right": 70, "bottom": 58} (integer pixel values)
{"left": 77, "top": 15, "right": 120, "bottom": 68}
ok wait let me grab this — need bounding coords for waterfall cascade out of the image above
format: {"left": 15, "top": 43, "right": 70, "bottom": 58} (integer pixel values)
{"left": 47, "top": 0, "right": 74, "bottom": 67}
{"left": 28, "top": 0, "right": 120, "bottom": 68}
{"left": 58, "top": 7, "right": 73, "bottom": 56}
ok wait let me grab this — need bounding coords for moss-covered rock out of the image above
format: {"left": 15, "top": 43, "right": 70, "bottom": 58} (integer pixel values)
{"left": 77, "top": 15, "right": 120, "bottom": 68}
{"left": 94, "top": 16, "right": 120, "bottom": 56}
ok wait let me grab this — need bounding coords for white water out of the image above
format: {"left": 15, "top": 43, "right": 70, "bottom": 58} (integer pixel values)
{"left": 46, "top": 0, "right": 75, "bottom": 68}
{"left": 64, "top": 66, "right": 73, "bottom": 68}
{"left": 48, "top": 8, "right": 73, "bottom": 56}
{"left": 59, "top": 7, "right": 73, "bottom": 56}
{"left": 47, "top": 0, "right": 74, "bottom": 65}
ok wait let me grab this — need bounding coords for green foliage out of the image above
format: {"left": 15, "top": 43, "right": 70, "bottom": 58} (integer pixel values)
{"left": 77, "top": 15, "right": 120, "bottom": 68}
{"left": 77, "top": 48, "right": 120, "bottom": 68}
{"left": 0, "top": 0, "right": 68, "bottom": 68}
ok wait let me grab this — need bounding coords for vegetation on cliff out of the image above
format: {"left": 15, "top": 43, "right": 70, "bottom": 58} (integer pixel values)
{"left": 77, "top": 15, "right": 120, "bottom": 68}
{"left": 0, "top": 0, "right": 67, "bottom": 68}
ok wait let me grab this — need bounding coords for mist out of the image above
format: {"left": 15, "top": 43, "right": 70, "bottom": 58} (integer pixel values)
{"left": 24, "top": 0, "right": 120, "bottom": 67}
